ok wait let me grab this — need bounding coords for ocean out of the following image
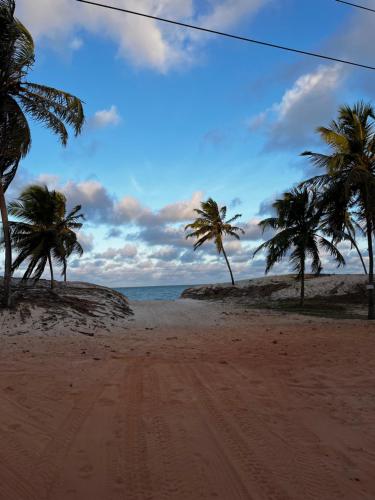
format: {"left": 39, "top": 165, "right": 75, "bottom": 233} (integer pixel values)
{"left": 115, "top": 284, "right": 192, "bottom": 301}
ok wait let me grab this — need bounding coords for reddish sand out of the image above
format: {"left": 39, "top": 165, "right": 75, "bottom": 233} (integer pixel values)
{"left": 0, "top": 300, "right": 375, "bottom": 499}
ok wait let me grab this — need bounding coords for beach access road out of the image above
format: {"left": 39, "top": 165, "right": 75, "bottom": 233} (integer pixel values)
{"left": 0, "top": 299, "right": 374, "bottom": 499}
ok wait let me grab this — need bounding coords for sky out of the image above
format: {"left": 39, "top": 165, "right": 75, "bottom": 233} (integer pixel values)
{"left": 4, "top": 0, "right": 375, "bottom": 286}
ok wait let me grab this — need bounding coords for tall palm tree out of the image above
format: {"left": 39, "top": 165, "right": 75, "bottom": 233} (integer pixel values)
{"left": 185, "top": 198, "right": 244, "bottom": 285}
{"left": 8, "top": 185, "right": 84, "bottom": 289}
{"left": 254, "top": 188, "right": 345, "bottom": 306}
{"left": 0, "top": 0, "right": 84, "bottom": 305}
{"left": 302, "top": 102, "right": 375, "bottom": 318}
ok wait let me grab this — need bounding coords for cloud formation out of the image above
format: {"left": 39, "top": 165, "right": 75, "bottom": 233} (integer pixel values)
{"left": 249, "top": 64, "right": 344, "bottom": 150}
{"left": 248, "top": 6, "right": 375, "bottom": 153}
{"left": 16, "top": 0, "right": 270, "bottom": 72}
{"left": 89, "top": 105, "right": 121, "bottom": 129}
{"left": 6, "top": 172, "right": 369, "bottom": 286}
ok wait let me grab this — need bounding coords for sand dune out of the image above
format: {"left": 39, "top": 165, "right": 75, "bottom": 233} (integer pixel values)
{"left": 0, "top": 297, "right": 375, "bottom": 499}
{"left": 182, "top": 273, "right": 367, "bottom": 301}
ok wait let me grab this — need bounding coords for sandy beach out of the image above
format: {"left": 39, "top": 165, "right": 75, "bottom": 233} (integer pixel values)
{"left": 1, "top": 298, "right": 375, "bottom": 500}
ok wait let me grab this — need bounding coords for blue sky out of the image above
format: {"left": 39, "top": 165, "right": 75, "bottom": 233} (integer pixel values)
{"left": 6, "top": 0, "right": 375, "bottom": 286}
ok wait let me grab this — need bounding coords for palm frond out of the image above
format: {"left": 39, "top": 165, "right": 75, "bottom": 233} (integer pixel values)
{"left": 318, "top": 236, "right": 346, "bottom": 267}
{"left": 22, "top": 83, "right": 84, "bottom": 135}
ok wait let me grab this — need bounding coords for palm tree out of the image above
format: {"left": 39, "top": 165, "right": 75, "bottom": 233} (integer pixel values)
{"left": 185, "top": 198, "right": 244, "bottom": 285}
{"left": 254, "top": 187, "right": 345, "bottom": 307}
{"left": 8, "top": 185, "right": 84, "bottom": 289}
{"left": 0, "top": 0, "right": 84, "bottom": 305}
{"left": 302, "top": 102, "right": 375, "bottom": 318}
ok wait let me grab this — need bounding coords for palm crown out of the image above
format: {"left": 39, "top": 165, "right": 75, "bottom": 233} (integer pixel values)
{"left": 302, "top": 101, "right": 375, "bottom": 317}
{"left": 185, "top": 198, "right": 244, "bottom": 285}
{"left": 0, "top": 0, "right": 84, "bottom": 190}
{"left": 8, "top": 185, "right": 84, "bottom": 287}
{"left": 254, "top": 188, "right": 344, "bottom": 305}
{"left": 0, "top": 0, "right": 84, "bottom": 305}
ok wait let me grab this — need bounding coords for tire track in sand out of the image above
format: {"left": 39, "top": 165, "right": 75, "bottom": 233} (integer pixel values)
{"left": 182, "top": 363, "right": 290, "bottom": 500}
{"left": 35, "top": 360, "right": 121, "bottom": 499}
{"left": 161, "top": 361, "right": 254, "bottom": 500}
{"left": 0, "top": 450, "right": 40, "bottom": 500}
{"left": 107, "top": 359, "right": 153, "bottom": 500}
{"left": 224, "top": 361, "right": 348, "bottom": 500}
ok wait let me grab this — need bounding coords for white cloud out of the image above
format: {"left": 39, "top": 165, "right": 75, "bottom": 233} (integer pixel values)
{"left": 89, "top": 105, "right": 121, "bottom": 129}
{"left": 16, "top": 0, "right": 270, "bottom": 72}
{"left": 6, "top": 172, "right": 269, "bottom": 285}
{"left": 94, "top": 245, "right": 138, "bottom": 260}
{"left": 36, "top": 173, "right": 60, "bottom": 189}
{"left": 63, "top": 179, "right": 114, "bottom": 221}
{"left": 114, "top": 196, "right": 152, "bottom": 224}
{"left": 275, "top": 64, "right": 343, "bottom": 120}
{"left": 196, "top": 0, "right": 269, "bottom": 32}
{"left": 247, "top": 4, "right": 375, "bottom": 152}
{"left": 158, "top": 191, "right": 203, "bottom": 222}
{"left": 249, "top": 64, "right": 345, "bottom": 149}
{"left": 69, "top": 36, "right": 83, "bottom": 51}
{"left": 77, "top": 231, "right": 95, "bottom": 252}
{"left": 150, "top": 246, "right": 182, "bottom": 261}
{"left": 113, "top": 191, "right": 204, "bottom": 226}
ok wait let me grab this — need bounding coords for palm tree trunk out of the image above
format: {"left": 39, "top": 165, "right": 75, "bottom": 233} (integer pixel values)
{"left": 300, "top": 258, "right": 305, "bottom": 307}
{"left": 352, "top": 237, "right": 368, "bottom": 275}
{"left": 48, "top": 251, "right": 54, "bottom": 290}
{"left": 63, "top": 258, "right": 67, "bottom": 283}
{"left": 222, "top": 245, "right": 235, "bottom": 286}
{"left": 366, "top": 217, "right": 374, "bottom": 320}
{"left": 0, "top": 182, "right": 12, "bottom": 307}
{"left": 346, "top": 229, "right": 367, "bottom": 275}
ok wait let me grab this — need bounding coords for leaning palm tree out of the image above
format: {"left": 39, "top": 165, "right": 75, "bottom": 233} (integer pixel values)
{"left": 302, "top": 102, "right": 375, "bottom": 318}
{"left": 0, "top": 0, "right": 84, "bottom": 305}
{"left": 254, "top": 188, "right": 345, "bottom": 306}
{"left": 185, "top": 198, "right": 244, "bottom": 285}
{"left": 8, "top": 185, "right": 84, "bottom": 289}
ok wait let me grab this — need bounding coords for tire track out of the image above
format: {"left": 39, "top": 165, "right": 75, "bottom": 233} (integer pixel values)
{"left": 183, "top": 363, "right": 289, "bottom": 500}
{"left": 35, "top": 360, "right": 121, "bottom": 499}
{"left": 111, "top": 359, "right": 153, "bottom": 500}
{"left": 0, "top": 452, "right": 40, "bottom": 500}
{"left": 199, "top": 361, "right": 347, "bottom": 500}
{"left": 142, "top": 364, "right": 187, "bottom": 499}
{"left": 162, "top": 361, "right": 253, "bottom": 500}
{"left": 233, "top": 361, "right": 350, "bottom": 498}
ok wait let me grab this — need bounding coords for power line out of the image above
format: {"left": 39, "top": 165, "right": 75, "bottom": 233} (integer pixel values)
{"left": 76, "top": 0, "right": 375, "bottom": 71}
{"left": 335, "top": 0, "right": 375, "bottom": 13}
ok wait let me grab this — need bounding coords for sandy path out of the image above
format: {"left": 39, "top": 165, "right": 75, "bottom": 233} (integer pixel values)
{"left": 0, "top": 300, "right": 375, "bottom": 499}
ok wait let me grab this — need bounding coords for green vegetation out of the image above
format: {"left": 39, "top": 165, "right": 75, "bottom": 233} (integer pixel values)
{"left": 8, "top": 185, "right": 84, "bottom": 289}
{"left": 185, "top": 198, "right": 244, "bottom": 285}
{"left": 302, "top": 102, "right": 375, "bottom": 319}
{"left": 1, "top": 1, "right": 375, "bottom": 322}
{"left": 254, "top": 188, "right": 345, "bottom": 306}
{"left": 0, "top": 0, "right": 84, "bottom": 305}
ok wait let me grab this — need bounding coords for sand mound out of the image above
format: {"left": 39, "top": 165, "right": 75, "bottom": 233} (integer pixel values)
{"left": 0, "top": 279, "right": 132, "bottom": 336}
{"left": 181, "top": 274, "right": 367, "bottom": 303}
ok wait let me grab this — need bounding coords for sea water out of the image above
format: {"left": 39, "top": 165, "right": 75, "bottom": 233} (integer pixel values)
{"left": 115, "top": 284, "right": 192, "bottom": 301}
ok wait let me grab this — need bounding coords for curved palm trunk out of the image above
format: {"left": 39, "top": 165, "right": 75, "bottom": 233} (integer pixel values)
{"left": 300, "top": 257, "right": 305, "bottom": 307}
{"left": 48, "top": 251, "right": 54, "bottom": 290}
{"left": 366, "top": 217, "right": 374, "bottom": 320}
{"left": 221, "top": 245, "right": 235, "bottom": 286}
{"left": 346, "top": 226, "right": 367, "bottom": 275}
{"left": 63, "top": 258, "right": 67, "bottom": 283}
{"left": 0, "top": 182, "right": 12, "bottom": 307}
{"left": 351, "top": 237, "right": 368, "bottom": 275}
